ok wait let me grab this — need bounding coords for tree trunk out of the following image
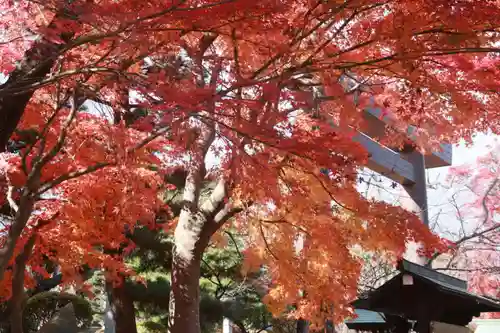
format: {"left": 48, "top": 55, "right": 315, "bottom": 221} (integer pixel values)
{"left": 168, "top": 243, "right": 203, "bottom": 333}
{"left": 104, "top": 294, "right": 116, "bottom": 333}
{"left": 106, "top": 278, "right": 138, "bottom": 333}
{"left": 297, "top": 319, "right": 309, "bottom": 333}
{"left": 167, "top": 120, "right": 219, "bottom": 333}
{"left": 324, "top": 320, "right": 335, "bottom": 333}
{"left": 168, "top": 205, "right": 214, "bottom": 333}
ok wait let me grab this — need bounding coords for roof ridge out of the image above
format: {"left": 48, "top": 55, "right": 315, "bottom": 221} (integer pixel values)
{"left": 398, "top": 259, "right": 468, "bottom": 289}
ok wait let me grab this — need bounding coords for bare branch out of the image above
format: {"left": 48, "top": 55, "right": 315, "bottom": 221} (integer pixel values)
{"left": 259, "top": 223, "right": 279, "bottom": 262}
{"left": 200, "top": 178, "right": 227, "bottom": 216}
{"left": 224, "top": 231, "right": 243, "bottom": 258}
{"left": 36, "top": 161, "right": 110, "bottom": 195}
{"left": 429, "top": 178, "right": 499, "bottom": 265}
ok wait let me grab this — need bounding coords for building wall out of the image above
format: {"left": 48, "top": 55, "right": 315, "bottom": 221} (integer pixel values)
{"left": 470, "top": 319, "right": 500, "bottom": 333}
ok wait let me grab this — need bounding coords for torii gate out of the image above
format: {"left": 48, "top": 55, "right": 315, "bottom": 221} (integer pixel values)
{"left": 353, "top": 106, "right": 452, "bottom": 226}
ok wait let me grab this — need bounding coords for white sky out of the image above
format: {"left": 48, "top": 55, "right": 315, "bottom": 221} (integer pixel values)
{"left": 426, "top": 133, "right": 499, "bottom": 236}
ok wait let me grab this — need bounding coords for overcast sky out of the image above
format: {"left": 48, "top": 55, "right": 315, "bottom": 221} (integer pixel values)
{"left": 426, "top": 133, "right": 499, "bottom": 236}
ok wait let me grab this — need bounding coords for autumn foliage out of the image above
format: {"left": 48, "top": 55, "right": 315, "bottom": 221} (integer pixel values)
{"left": 0, "top": 97, "right": 168, "bottom": 295}
{"left": 0, "top": 0, "right": 499, "bottom": 331}
{"left": 437, "top": 145, "right": 500, "bottom": 318}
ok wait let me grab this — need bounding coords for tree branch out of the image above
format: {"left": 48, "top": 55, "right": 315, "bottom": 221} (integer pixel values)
{"left": 36, "top": 123, "right": 172, "bottom": 195}
{"left": 200, "top": 178, "right": 227, "bottom": 217}
{"left": 429, "top": 178, "right": 499, "bottom": 265}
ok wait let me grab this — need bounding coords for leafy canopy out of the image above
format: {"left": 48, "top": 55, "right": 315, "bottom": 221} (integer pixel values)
{"left": 0, "top": 0, "right": 499, "bottom": 325}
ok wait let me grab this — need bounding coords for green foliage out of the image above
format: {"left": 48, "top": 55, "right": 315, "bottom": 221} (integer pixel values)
{"left": 139, "top": 320, "right": 166, "bottom": 333}
{"left": 125, "top": 224, "right": 276, "bottom": 333}
{"left": 23, "top": 291, "right": 93, "bottom": 333}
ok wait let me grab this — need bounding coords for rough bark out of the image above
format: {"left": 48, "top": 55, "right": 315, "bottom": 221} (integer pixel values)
{"left": 167, "top": 51, "right": 227, "bottom": 332}
{"left": 168, "top": 249, "right": 203, "bottom": 333}
{"left": 166, "top": 115, "right": 217, "bottom": 333}
{"left": 167, "top": 173, "right": 239, "bottom": 333}
{"left": 106, "top": 278, "right": 138, "bottom": 333}
{"left": 168, "top": 210, "right": 209, "bottom": 333}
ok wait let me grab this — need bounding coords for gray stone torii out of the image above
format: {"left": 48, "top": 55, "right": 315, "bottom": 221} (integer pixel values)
{"left": 353, "top": 107, "right": 452, "bottom": 225}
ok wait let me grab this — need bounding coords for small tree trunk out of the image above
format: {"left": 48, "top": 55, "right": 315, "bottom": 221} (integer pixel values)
{"left": 104, "top": 295, "right": 116, "bottom": 333}
{"left": 10, "top": 234, "right": 37, "bottom": 333}
{"left": 297, "top": 319, "right": 309, "bottom": 333}
{"left": 324, "top": 320, "right": 335, "bottom": 333}
{"left": 106, "top": 278, "right": 138, "bottom": 333}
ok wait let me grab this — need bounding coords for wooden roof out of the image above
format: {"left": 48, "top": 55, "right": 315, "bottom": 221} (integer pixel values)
{"left": 351, "top": 260, "right": 500, "bottom": 327}
{"left": 345, "top": 309, "right": 389, "bottom": 330}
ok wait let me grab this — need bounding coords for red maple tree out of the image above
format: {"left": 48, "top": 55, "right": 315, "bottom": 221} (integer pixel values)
{"left": 0, "top": 1, "right": 499, "bottom": 332}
